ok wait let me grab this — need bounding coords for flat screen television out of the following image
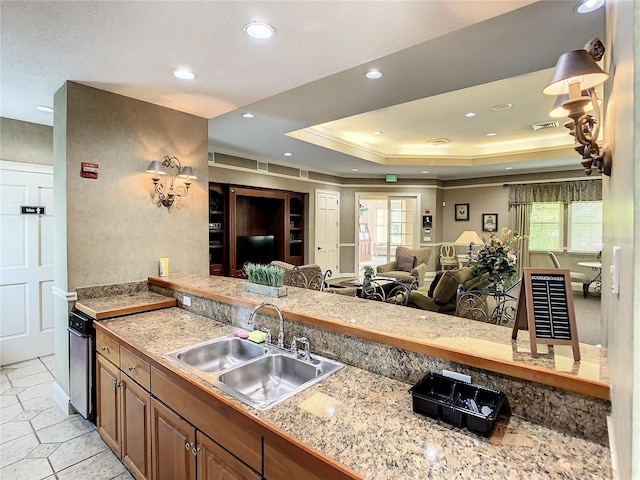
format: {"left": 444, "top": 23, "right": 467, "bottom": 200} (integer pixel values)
{"left": 236, "top": 235, "right": 276, "bottom": 270}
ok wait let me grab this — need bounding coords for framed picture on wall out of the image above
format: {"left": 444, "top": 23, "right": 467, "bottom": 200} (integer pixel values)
{"left": 482, "top": 213, "right": 498, "bottom": 232}
{"left": 455, "top": 203, "right": 469, "bottom": 221}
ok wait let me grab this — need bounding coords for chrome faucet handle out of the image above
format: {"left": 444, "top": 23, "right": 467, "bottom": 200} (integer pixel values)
{"left": 261, "top": 327, "right": 272, "bottom": 345}
{"left": 291, "top": 336, "right": 310, "bottom": 360}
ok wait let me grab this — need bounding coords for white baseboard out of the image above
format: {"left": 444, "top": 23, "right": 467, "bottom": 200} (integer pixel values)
{"left": 52, "top": 381, "right": 73, "bottom": 415}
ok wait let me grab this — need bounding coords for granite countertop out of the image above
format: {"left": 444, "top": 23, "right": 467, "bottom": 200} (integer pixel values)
{"left": 149, "top": 273, "right": 610, "bottom": 397}
{"left": 75, "top": 291, "right": 176, "bottom": 319}
{"left": 99, "top": 307, "right": 612, "bottom": 479}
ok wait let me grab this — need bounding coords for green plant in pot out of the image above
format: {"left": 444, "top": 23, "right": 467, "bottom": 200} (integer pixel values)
{"left": 363, "top": 265, "right": 375, "bottom": 280}
{"left": 243, "top": 263, "right": 285, "bottom": 287}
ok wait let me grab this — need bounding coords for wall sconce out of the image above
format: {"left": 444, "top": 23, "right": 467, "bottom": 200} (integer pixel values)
{"left": 543, "top": 37, "right": 612, "bottom": 176}
{"left": 145, "top": 155, "right": 197, "bottom": 208}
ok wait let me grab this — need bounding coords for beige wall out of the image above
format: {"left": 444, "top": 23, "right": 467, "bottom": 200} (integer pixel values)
{"left": 601, "top": 1, "right": 638, "bottom": 478}
{"left": 52, "top": 82, "right": 208, "bottom": 395}
{"left": 59, "top": 82, "right": 208, "bottom": 289}
{"left": 0, "top": 117, "right": 53, "bottom": 165}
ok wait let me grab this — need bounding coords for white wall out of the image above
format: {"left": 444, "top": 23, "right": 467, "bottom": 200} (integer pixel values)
{"left": 601, "top": 1, "right": 638, "bottom": 478}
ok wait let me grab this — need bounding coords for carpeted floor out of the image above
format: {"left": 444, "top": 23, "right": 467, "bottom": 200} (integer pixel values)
{"left": 469, "top": 282, "right": 602, "bottom": 346}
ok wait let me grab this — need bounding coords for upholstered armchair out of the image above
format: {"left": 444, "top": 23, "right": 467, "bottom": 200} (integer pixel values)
{"left": 269, "top": 261, "right": 357, "bottom": 296}
{"left": 376, "top": 246, "right": 431, "bottom": 286}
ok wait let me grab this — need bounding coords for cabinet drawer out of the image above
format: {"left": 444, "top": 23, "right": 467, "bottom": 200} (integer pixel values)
{"left": 96, "top": 330, "right": 120, "bottom": 365}
{"left": 120, "top": 347, "right": 151, "bottom": 391}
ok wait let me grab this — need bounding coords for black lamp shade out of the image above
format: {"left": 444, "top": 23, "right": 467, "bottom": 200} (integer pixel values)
{"left": 543, "top": 49, "right": 609, "bottom": 96}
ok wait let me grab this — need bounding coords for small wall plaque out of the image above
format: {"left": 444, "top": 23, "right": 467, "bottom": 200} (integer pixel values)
{"left": 20, "top": 206, "right": 46, "bottom": 215}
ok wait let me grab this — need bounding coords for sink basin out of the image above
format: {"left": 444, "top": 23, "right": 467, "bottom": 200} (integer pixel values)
{"left": 219, "top": 354, "right": 318, "bottom": 402}
{"left": 165, "top": 336, "right": 267, "bottom": 372}
{"left": 164, "top": 334, "right": 343, "bottom": 410}
{"left": 217, "top": 353, "right": 343, "bottom": 410}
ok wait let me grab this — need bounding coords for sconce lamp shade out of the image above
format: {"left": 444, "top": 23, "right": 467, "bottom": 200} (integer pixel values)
{"left": 146, "top": 161, "right": 166, "bottom": 176}
{"left": 454, "top": 231, "right": 484, "bottom": 245}
{"left": 178, "top": 166, "right": 197, "bottom": 180}
{"left": 543, "top": 49, "right": 609, "bottom": 96}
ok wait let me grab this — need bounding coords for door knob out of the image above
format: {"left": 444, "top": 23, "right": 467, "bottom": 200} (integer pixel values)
{"left": 317, "top": 246, "right": 321, "bottom": 250}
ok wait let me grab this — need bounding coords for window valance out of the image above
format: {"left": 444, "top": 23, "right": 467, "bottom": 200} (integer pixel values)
{"left": 508, "top": 180, "right": 601, "bottom": 205}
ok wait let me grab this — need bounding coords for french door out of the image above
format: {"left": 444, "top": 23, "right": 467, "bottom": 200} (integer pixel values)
{"left": 356, "top": 194, "right": 418, "bottom": 276}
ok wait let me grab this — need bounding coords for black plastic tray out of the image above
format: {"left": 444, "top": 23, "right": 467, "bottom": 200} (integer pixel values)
{"left": 409, "top": 372, "right": 506, "bottom": 436}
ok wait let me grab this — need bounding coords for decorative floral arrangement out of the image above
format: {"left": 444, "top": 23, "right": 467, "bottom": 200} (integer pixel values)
{"left": 471, "top": 228, "right": 524, "bottom": 289}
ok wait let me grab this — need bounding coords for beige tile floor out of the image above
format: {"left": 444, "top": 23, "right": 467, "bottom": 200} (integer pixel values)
{"left": 0, "top": 355, "right": 132, "bottom": 480}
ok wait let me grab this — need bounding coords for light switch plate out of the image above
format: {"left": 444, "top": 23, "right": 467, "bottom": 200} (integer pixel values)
{"left": 611, "top": 246, "right": 620, "bottom": 295}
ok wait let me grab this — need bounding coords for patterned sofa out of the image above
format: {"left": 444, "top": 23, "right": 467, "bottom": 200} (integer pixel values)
{"left": 406, "top": 267, "right": 490, "bottom": 321}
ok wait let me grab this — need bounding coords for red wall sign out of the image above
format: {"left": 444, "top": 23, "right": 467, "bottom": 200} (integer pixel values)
{"left": 81, "top": 162, "right": 99, "bottom": 179}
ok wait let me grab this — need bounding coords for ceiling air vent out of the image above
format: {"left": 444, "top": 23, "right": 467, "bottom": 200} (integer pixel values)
{"left": 299, "top": 170, "right": 308, "bottom": 179}
{"left": 531, "top": 121, "right": 559, "bottom": 131}
{"left": 257, "top": 161, "right": 268, "bottom": 171}
{"left": 426, "top": 137, "right": 450, "bottom": 145}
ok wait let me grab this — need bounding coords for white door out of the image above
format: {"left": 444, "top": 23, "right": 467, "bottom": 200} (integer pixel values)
{"left": 0, "top": 162, "right": 55, "bottom": 365}
{"left": 315, "top": 190, "right": 339, "bottom": 274}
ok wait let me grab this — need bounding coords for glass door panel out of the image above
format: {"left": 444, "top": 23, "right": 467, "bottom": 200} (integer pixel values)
{"left": 357, "top": 195, "right": 417, "bottom": 277}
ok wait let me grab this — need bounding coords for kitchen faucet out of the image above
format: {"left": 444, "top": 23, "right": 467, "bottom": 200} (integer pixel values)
{"left": 248, "top": 301, "right": 285, "bottom": 349}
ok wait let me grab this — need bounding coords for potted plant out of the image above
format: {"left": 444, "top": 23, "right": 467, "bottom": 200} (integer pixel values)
{"left": 242, "top": 263, "right": 287, "bottom": 297}
{"left": 363, "top": 265, "right": 375, "bottom": 280}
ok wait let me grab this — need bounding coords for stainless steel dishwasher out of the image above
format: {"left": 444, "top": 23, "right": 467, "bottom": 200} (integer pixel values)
{"left": 68, "top": 309, "right": 95, "bottom": 423}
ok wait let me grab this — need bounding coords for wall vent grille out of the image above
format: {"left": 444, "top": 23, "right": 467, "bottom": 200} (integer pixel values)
{"left": 299, "top": 170, "right": 309, "bottom": 178}
{"left": 531, "top": 121, "right": 559, "bottom": 131}
{"left": 257, "top": 161, "right": 268, "bottom": 171}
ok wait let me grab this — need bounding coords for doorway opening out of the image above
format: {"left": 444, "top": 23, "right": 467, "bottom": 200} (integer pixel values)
{"left": 356, "top": 194, "right": 418, "bottom": 277}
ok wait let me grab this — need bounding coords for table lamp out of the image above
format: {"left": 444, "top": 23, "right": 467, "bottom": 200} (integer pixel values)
{"left": 454, "top": 231, "right": 485, "bottom": 256}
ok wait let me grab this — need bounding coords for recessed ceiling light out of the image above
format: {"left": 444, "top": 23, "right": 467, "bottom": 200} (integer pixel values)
{"left": 577, "top": 0, "right": 604, "bottom": 14}
{"left": 242, "top": 112, "right": 255, "bottom": 119}
{"left": 464, "top": 112, "right": 476, "bottom": 118}
{"left": 372, "top": 131, "right": 383, "bottom": 135}
{"left": 421, "top": 170, "right": 429, "bottom": 174}
{"left": 283, "top": 152, "right": 292, "bottom": 157}
{"left": 505, "top": 167, "right": 513, "bottom": 170}
{"left": 173, "top": 69, "right": 196, "bottom": 80}
{"left": 486, "top": 132, "right": 497, "bottom": 137}
{"left": 244, "top": 22, "right": 275, "bottom": 40}
{"left": 352, "top": 168, "right": 359, "bottom": 172}
{"left": 35, "top": 105, "right": 54, "bottom": 113}
{"left": 491, "top": 103, "right": 512, "bottom": 111}
{"left": 365, "top": 69, "right": 382, "bottom": 79}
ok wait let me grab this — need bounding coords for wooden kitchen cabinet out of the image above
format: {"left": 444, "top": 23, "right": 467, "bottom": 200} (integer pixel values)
{"left": 121, "top": 375, "right": 152, "bottom": 479}
{"left": 96, "top": 353, "right": 121, "bottom": 454}
{"left": 197, "top": 431, "right": 261, "bottom": 480}
{"left": 96, "top": 335, "right": 151, "bottom": 480}
{"left": 151, "top": 398, "right": 196, "bottom": 480}
{"left": 151, "top": 398, "right": 258, "bottom": 480}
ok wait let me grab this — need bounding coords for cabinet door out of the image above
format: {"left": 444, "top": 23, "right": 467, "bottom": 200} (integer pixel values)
{"left": 121, "top": 375, "right": 151, "bottom": 480}
{"left": 196, "top": 431, "right": 260, "bottom": 480}
{"left": 96, "top": 354, "right": 121, "bottom": 457}
{"left": 151, "top": 398, "right": 196, "bottom": 480}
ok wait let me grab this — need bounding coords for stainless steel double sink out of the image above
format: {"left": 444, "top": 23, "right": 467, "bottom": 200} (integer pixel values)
{"left": 163, "top": 335, "right": 343, "bottom": 410}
